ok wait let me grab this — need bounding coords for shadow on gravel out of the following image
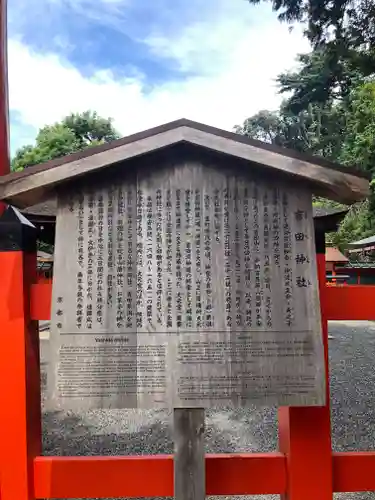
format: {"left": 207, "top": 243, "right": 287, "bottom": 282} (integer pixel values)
{"left": 41, "top": 410, "right": 239, "bottom": 500}
{"left": 42, "top": 411, "right": 236, "bottom": 457}
{"left": 42, "top": 411, "right": 173, "bottom": 456}
{"left": 224, "top": 407, "right": 278, "bottom": 451}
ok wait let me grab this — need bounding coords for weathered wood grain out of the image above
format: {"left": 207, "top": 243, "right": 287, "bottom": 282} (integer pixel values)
{"left": 0, "top": 125, "right": 369, "bottom": 207}
{"left": 182, "top": 127, "right": 369, "bottom": 204}
{"left": 174, "top": 408, "right": 205, "bottom": 500}
{"left": 48, "top": 159, "right": 325, "bottom": 410}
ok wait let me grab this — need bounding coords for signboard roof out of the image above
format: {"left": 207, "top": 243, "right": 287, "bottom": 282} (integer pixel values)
{"left": 0, "top": 118, "right": 369, "bottom": 207}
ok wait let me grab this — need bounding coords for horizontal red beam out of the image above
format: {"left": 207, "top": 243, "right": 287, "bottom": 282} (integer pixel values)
{"left": 34, "top": 453, "right": 286, "bottom": 498}
{"left": 325, "top": 286, "right": 375, "bottom": 321}
{"left": 333, "top": 452, "right": 375, "bottom": 492}
{"left": 33, "top": 452, "right": 375, "bottom": 498}
{"left": 31, "top": 283, "right": 375, "bottom": 322}
{"left": 206, "top": 453, "right": 286, "bottom": 495}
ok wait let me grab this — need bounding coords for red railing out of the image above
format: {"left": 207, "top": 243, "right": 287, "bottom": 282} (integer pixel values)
{"left": 0, "top": 250, "right": 374, "bottom": 499}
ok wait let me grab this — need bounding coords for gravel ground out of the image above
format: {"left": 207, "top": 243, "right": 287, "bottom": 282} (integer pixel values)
{"left": 41, "top": 321, "right": 375, "bottom": 500}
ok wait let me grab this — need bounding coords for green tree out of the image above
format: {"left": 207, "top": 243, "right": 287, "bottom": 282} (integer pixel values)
{"left": 11, "top": 110, "right": 120, "bottom": 171}
{"left": 234, "top": 110, "right": 287, "bottom": 145}
{"left": 62, "top": 110, "right": 120, "bottom": 148}
{"left": 340, "top": 82, "right": 375, "bottom": 175}
{"left": 247, "top": 0, "right": 375, "bottom": 50}
{"left": 329, "top": 200, "right": 372, "bottom": 250}
{"left": 235, "top": 102, "right": 346, "bottom": 159}
{"left": 277, "top": 47, "right": 371, "bottom": 113}
{"left": 236, "top": 78, "right": 375, "bottom": 249}
{"left": 332, "top": 81, "right": 375, "bottom": 248}
{"left": 243, "top": 0, "right": 375, "bottom": 249}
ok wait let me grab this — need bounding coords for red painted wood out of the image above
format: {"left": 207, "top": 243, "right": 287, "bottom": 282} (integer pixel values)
{"left": 30, "top": 281, "right": 375, "bottom": 322}
{"left": 30, "top": 283, "right": 52, "bottom": 321}
{"left": 17, "top": 232, "right": 375, "bottom": 499}
{"left": 32, "top": 451, "right": 375, "bottom": 498}
{"left": 0, "top": 0, "right": 9, "bottom": 216}
{"left": 325, "top": 285, "right": 375, "bottom": 320}
{"left": 207, "top": 453, "right": 286, "bottom": 495}
{"left": 34, "top": 453, "right": 286, "bottom": 498}
{"left": 0, "top": 251, "right": 41, "bottom": 500}
{"left": 278, "top": 253, "right": 333, "bottom": 499}
{"left": 333, "top": 452, "right": 375, "bottom": 492}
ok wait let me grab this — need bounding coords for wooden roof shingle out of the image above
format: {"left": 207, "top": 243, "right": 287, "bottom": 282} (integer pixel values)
{"left": 0, "top": 119, "right": 369, "bottom": 207}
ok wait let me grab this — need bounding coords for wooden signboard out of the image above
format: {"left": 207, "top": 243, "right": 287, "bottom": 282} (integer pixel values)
{"left": 48, "top": 161, "right": 325, "bottom": 410}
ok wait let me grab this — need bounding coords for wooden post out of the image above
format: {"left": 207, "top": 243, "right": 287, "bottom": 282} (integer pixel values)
{"left": 0, "top": 0, "right": 9, "bottom": 175}
{"left": 278, "top": 229, "right": 333, "bottom": 500}
{"left": 0, "top": 0, "right": 10, "bottom": 216}
{"left": 0, "top": 206, "right": 41, "bottom": 500}
{"left": 174, "top": 408, "right": 205, "bottom": 500}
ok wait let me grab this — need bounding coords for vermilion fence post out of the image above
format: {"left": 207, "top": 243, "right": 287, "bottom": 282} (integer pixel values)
{"left": 0, "top": 207, "right": 41, "bottom": 500}
{"left": 278, "top": 230, "right": 333, "bottom": 499}
{"left": 0, "top": 0, "right": 9, "bottom": 219}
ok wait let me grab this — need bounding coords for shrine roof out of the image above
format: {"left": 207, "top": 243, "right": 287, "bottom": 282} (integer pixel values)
{"left": 21, "top": 199, "right": 348, "bottom": 221}
{"left": 0, "top": 118, "right": 370, "bottom": 207}
{"left": 348, "top": 234, "right": 375, "bottom": 249}
{"left": 325, "top": 246, "right": 349, "bottom": 263}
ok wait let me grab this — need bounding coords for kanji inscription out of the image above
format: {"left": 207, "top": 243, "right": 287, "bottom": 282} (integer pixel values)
{"left": 48, "top": 162, "right": 325, "bottom": 410}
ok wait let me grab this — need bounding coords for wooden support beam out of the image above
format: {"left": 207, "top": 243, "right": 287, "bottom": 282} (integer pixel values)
{"left": 30, "top": 283, "right": 52, "bottom": 320}
{"left": 34, "top": 453, "right": 286, "bottom": 499}
{"left": 0, "top": 207, "right": 41, "bottom": 500}
{"left": 32, "top": 451, "right": 375, "bottom": 498}
{"left": 31, "top": 282, "right": 375, "bottom": 323}
{"left": 0, "top": 0, "right": 9, "bottom": 215}
{"left": 0, "top": 0, "right": 9, "bottom": 177}
{"left": 325, "top": 285, "right": 375, "bottom": 320}
{"left": 174, "top": 408, "right": 205, "bottom": 500}
{"left": 278, "top": 251, "right": 333, "bottom": 500}
{"left": 333, "top": 452, "right": 375, "bottom": 492}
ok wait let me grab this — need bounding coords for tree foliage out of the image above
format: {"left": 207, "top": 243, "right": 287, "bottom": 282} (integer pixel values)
{"left": 334, "top": 82, "right": 375, "bottom": 248}
{"left": 62, "top": 110, "right": 120, "bottom": 148}
{"left": 247, "top": 0, "right": 375, "bottom": 50}
{"left": 236, "top": 73, "right": 375, "bottom": 251}
{"left": 339, "top": 82, "right": 375, "bottom": 175}
{"left": 235, "top": 102, "right": 346, "bottom": 159}
{"left": 277, "top": 47, "right": 373, "bottom": 113}
{"left": 241, "top": 0, "right": 375, "bottom": 251}
{"left": 11, "top": 110, "right": 120, "bottom": 171}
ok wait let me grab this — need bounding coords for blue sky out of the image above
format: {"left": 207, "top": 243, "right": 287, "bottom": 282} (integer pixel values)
{"left": 8, "top": 0, "right": 309, "bottom": 155}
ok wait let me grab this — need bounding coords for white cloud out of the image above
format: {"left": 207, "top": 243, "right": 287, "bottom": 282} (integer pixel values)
{"left": 145, "top": 2, "right": 274, "bottom": 74}
{"left": 8, "top": 3, "right": 310, "bottom": 151}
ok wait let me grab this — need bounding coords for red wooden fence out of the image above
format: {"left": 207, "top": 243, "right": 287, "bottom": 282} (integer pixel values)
{"left": 1, "top": 246, "right": 375, "bottom": 499}
{"left": 2, "top": 0, "right": 375, "bottom": 494}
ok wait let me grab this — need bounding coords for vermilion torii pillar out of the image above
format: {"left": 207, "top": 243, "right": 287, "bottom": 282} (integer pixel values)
{"left": 0, "top": 0, "right": 9, "bottom": 214}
